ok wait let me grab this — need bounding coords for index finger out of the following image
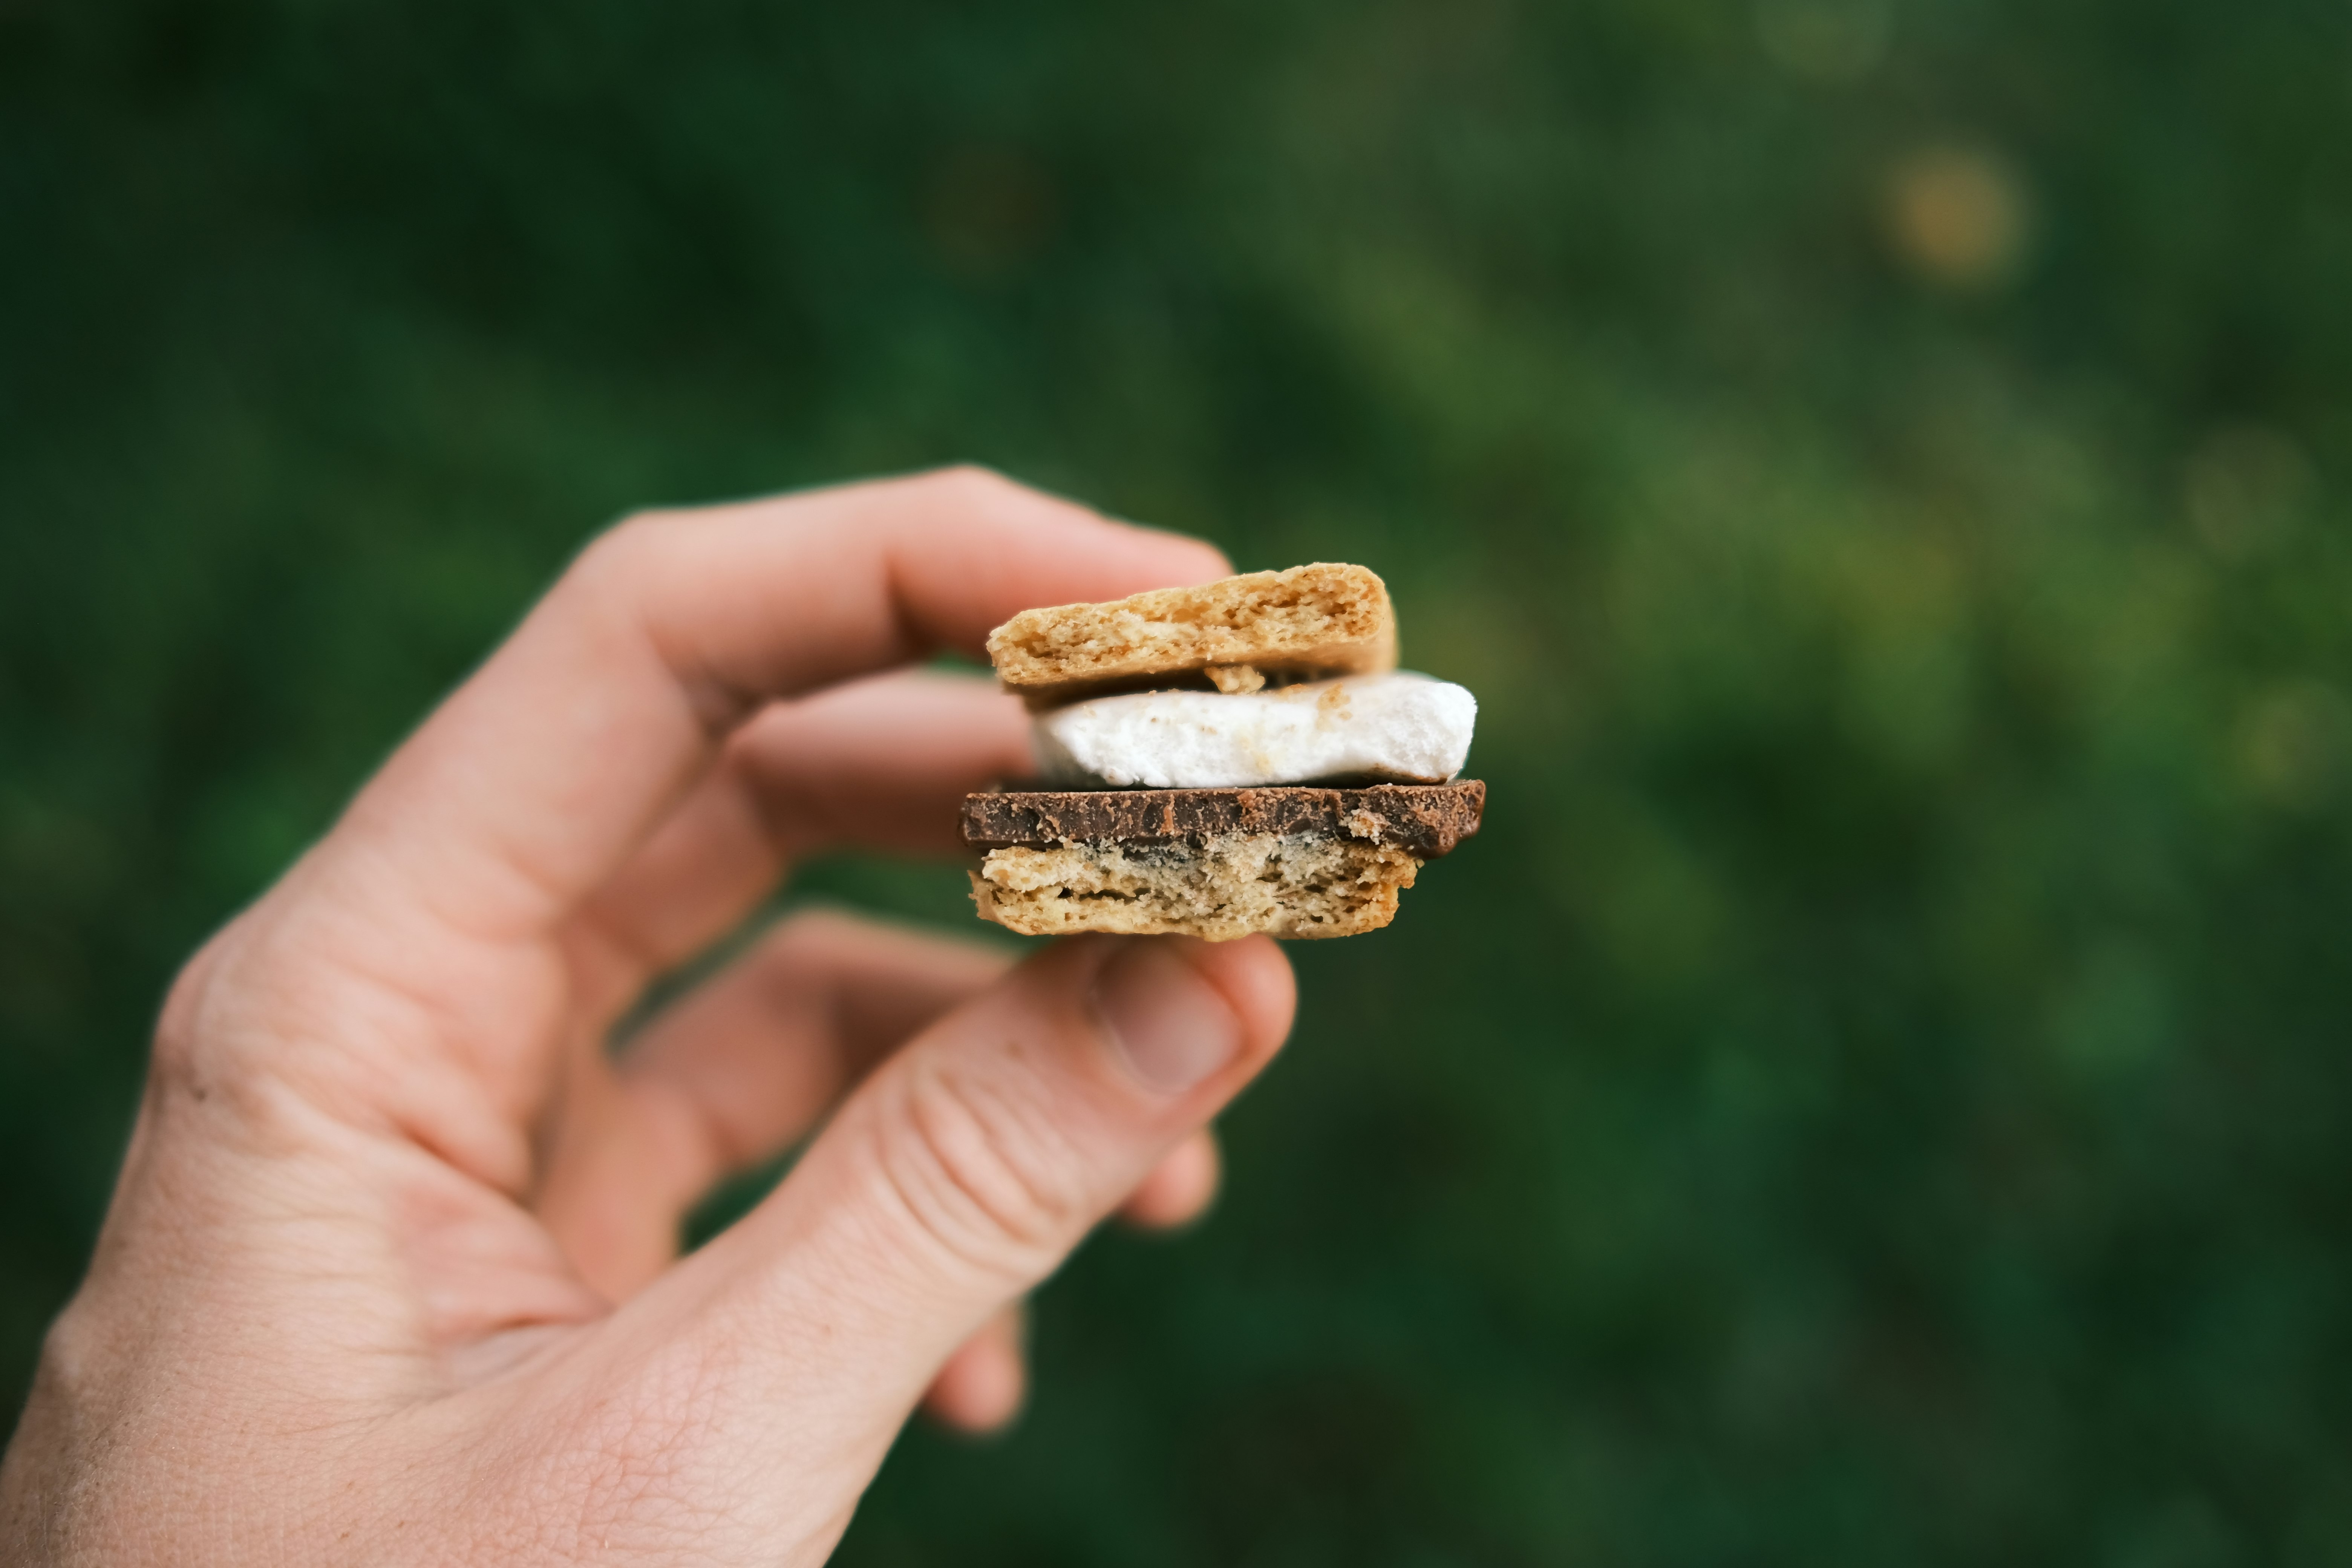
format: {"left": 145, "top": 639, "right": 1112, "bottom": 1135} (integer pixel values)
{"left": 328, "top": 467, "right": 1231, "bottom": 941}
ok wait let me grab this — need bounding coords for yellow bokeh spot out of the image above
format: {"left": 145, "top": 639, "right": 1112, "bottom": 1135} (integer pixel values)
{"left": 1885, "top": 144, "right": 2030, "bottom": 291}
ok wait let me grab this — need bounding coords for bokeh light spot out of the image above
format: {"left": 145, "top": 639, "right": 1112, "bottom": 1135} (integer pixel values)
{"left": 1885, "top": 144, "right": 2032, "bottom": 291}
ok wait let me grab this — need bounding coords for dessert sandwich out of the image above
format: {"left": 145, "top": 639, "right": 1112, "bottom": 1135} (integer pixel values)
{"left": 963, "top": 563, "right": 1485, "bottom": 940}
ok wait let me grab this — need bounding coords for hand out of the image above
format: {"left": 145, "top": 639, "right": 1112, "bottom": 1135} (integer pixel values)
{"left": 0, "top": 469, "right": 1297, "bottom": 1564}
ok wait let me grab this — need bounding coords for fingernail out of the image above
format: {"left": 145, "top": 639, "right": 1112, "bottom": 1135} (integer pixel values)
{"left": 1091, "top": 941, "right": 1245, "bottom": 1095}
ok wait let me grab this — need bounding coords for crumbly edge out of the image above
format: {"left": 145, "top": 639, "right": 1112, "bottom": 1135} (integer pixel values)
{"left": 963, "top": 780, "right": 1487, "bottom": 861}
{"left": 986, "top": 564, "right": 1397, "bottom": 698}
{"left": 969, "top": 831, "right": 1422, "bottom": 941}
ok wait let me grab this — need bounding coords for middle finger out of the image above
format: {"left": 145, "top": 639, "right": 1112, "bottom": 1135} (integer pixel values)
{"left": 561, "top": 668, "right": 1033, "bottom": 1023}
{"left": 537, "top": 906, "right": 1017, "bottom": 1299}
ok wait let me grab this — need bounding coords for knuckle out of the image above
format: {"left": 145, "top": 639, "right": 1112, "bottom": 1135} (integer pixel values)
{"left": 611, "top": 504, "right": 692, "bottom": 547}
{"left": 768, "top": 906, "right": 862, "bottom": 962}
{"left": 577, "top": 504, "right": 746, "bottom": 607}
{"left": 142, "top": 904, "right": 365, "bottom": 1139}
{"left": 569, "top": 509, "right": 747, "bottom": 728}
{"left": 917, "top": 462, "right": 1020, "bottom": 511}
{"left": 149, "top": 956, "right": 214, "bottom": 1082}
{"left": 27, "top": 1292, "right": 101, "bottom": 1408}
{"left": 149, "top": 921, "right": 248, "bottom": 1087}
{"left": 752, "top": 911, "right": 861, "bottom": 996}
{"left": 875, "top": 1053, "right": 1092, "bottom": 1281}
{"left": 575, "top": 508, "right": 684, "bottom": 593}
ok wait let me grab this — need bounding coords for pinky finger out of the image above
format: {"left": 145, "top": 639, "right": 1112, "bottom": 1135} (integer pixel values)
{"left": 922, "top": 1302, "right": 1027, "bottom": 1435}
{"left": 1119, "top": 1127, "right": 1222, "bottom": 1231}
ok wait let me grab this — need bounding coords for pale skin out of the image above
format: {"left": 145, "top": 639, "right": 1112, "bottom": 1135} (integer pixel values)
{"left": 0, "top": 468, "right": 1298, "bottom": 1565}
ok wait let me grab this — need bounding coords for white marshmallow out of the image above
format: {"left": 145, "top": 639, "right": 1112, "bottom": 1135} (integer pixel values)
{"left": 1034, "top": 672, "right": 1477, "bottom": 789}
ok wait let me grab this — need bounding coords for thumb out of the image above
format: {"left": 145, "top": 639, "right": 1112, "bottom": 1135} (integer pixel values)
{"left": 635, "top": 933, "right": 1293, "bottom": 1487}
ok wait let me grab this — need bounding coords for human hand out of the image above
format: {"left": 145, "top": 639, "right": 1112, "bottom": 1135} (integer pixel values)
{"left": 0, "top": 469, "right": 1297, "bottom": 1564}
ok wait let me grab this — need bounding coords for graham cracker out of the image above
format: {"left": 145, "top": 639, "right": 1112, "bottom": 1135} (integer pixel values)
{"left": 985, "top": 563, "right": 1396, "bottom": 707}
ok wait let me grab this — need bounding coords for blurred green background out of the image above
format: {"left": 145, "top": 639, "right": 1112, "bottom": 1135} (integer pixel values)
{"left": 8, "top": 0, "right": 2352, "bottom": 1559}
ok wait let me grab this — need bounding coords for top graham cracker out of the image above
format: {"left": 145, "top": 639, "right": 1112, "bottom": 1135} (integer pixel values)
{"left": 985, "top": 563, "right": 1398, "bottom": 707}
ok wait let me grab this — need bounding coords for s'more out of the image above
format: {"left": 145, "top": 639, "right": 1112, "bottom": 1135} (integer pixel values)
{"left": 964, "top": 563, "right": 1485, "bottom": 940}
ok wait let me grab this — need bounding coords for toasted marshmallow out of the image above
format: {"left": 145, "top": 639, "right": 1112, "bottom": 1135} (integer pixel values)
{"left": 1034, "top": 672, "right": 1476, "bottom": 789}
